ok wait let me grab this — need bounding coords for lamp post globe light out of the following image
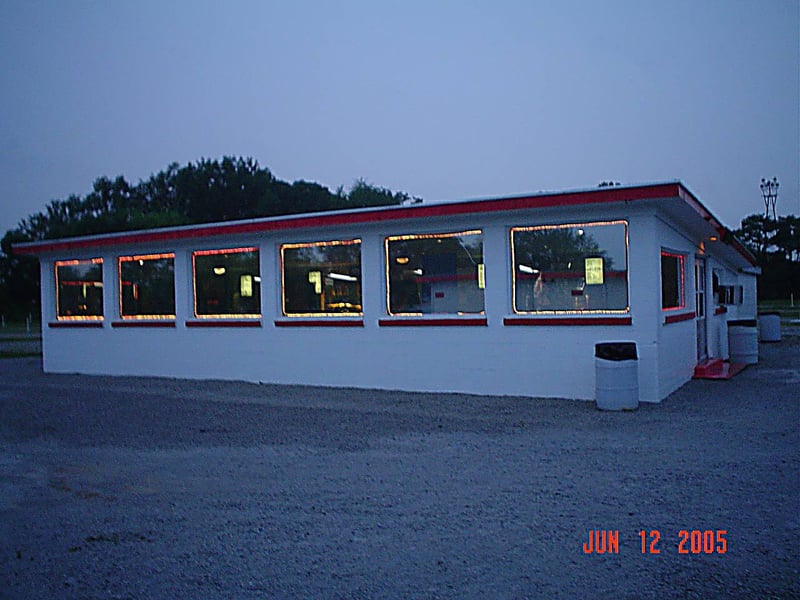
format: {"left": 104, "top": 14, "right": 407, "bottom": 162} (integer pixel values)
{"left": 760, "top": 177, "right": 779, "bottom": 220}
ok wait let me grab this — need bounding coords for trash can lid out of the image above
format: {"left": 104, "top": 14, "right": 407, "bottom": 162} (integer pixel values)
{"left": 595, "top": 342, "right": 637, "bottom": 361}
{"left": 758, "top": 311, "right": 781, "bottom": 317}
{"left": 728, "top": 319, "right": 757, "bottom": 327}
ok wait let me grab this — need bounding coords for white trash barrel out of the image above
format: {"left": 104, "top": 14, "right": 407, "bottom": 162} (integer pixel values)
{"left": 728, "top": 319, "right": 758, "bottom": 364}
{"left": 595, "top": 342, "right": 638, "bottom": 411}
{"left": 758, "top": 312, "right": 781, "bottom": 343}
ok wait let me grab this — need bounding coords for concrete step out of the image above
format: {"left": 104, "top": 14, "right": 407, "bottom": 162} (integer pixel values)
{"left": 693, "top": 358, "right": 747, "bottom": 380}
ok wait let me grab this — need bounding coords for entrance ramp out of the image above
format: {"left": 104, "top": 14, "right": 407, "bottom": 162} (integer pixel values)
{"left": 693, "top": 358, "right": 747, "bottom": 380}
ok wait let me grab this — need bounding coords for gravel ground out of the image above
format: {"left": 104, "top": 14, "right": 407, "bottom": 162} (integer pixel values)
{"left": 0, "top": 332, "right": 798, "bottom": 599}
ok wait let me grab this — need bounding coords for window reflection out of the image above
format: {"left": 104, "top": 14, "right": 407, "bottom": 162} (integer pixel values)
{"left": 512, "top": 221, "right": 629, "bottom": 313}
{"left": 281, "top": 239, "right": 362, "bottom": 316}
{"left": 119, "top": 254, "right": 176, "bottom": 319}
{"left": 661, "top": 251, "right": 685, "bottom": 310}
{"left": 55, "top": 259, "right": 104, "bottom": 319}
{"left": 386, "top": 230, "right": 485, "bottom": 315}
{"left": 193, "top": 247, "right": 261, "bottom": 317}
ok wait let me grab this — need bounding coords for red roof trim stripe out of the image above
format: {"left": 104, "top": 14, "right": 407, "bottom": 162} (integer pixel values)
{"left": 13, "top": 183, "right": 680, "bottom": 255}
{"left": 12, "top": 181, "right": 756, "bottom": 267}
{"left": 676, "top": 185, "right": 757, "bottom": 266}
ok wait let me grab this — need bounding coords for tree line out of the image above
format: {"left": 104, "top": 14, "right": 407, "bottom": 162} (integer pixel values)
{"left": 0, "top": 156, "right": 420, "bottom": 320}
{"left": 2, "top": 159, "right": 797, "bottom": 318}
{"left": 734, "top": 213, "right": 799, "bottom": 301}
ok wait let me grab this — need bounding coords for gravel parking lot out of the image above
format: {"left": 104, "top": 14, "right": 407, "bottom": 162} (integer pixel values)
{"left": 1, "top": 332, "right": 798, "bottom": 599}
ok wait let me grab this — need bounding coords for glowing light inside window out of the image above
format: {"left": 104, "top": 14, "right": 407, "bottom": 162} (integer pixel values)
{"left": 118, "top": 253, "right": 176, "bottom": 320}
{"left": 240, "top": 274, "right": 253, "bottom": 297}
{"left": 511, "top": 220, "right": 629, "bottom": 315}
{"left": 584, "top": 257, "right": 604, "bottom": 285}
{"left": 192, "top": 247, "right": 261, "bottom": 318}
{"left": 55, "top": 258, "right": 104, "bottom": 320}
{"left": 328, "top": 273, "right": 358, "bottom": 282}
{"left": 280, "top": 239, "right": 362, "bottom": 317}
{"left": 385, "top": 230, "right": 485, "bottom": 316}
{"left": 308, "top": 270, "right": 322, "bottom": 294}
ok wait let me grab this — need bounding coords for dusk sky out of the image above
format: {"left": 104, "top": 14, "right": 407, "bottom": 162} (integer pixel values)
{"left": 1, "top": 1, "right": 798, "bottom": 238}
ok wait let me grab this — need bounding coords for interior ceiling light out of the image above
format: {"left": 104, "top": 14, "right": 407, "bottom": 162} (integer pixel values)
{"left": 327, "top": 273, "right": 358, "bottom": 282}
{"left": 396, "top": 257, "right": 409, "bottom": 265}
{"left": 213, "top": 266, "right": 226, "bottom": 275}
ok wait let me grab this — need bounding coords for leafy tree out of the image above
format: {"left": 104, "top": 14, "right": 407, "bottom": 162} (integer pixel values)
{"left": 734, "top": 213, "right": 800, "bottom": 301}
{"left": 346, "top": 178, "right": 421, "bottom": 208}
{"left": 514, "top": 228, "right": 610, "bottom": 271}
{"left": 0, "top": 230, "right": 40, "bottom": 320}
{"left": 773, "top": 215, "right": 800, "bottom": 262}
{"left": 0, "top": 157, "right": 419, "bottom": 317}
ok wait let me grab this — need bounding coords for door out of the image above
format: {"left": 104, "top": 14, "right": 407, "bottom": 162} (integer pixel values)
{"left": 695, "top": 258, "right": 707, "bottom": 361}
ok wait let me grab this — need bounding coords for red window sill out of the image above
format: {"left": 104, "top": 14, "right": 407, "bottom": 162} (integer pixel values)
{"left": 185, "top": 320, "right": 262, "bottom": 328}
{"left": 378, "top": 317, "right": 487, "bottom": 327}
{"left": 663, "top": 311, "right": 695, "bottom": 324}
{"left": 112, "top": 321, "right": 176, "bottom": 328}
{"left": 49, "top": 321, "right": 103, "bottom": 328}
{"left": 504, "top": 316, "right": 632, "bottom": 326}
{"left": 714, "top": 306, "right": 727, "bottom": 315}
{"left": 275, "top": 319, "right": 364, "bottom": 327}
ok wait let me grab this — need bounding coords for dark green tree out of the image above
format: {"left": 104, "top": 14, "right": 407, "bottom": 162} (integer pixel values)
{"left": 734, "top": 213, "right": 800, "bottom": 301}
{"left": 0, "top": 157, "right": 419, "bottom": 317}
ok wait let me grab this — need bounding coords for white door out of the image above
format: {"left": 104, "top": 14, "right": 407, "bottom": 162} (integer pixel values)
{"left": 695, "top": 258, "right": 707, "bottom": 361}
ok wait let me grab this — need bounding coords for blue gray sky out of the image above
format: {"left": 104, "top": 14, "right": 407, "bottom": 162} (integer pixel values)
{"left": 1, "top": 0, "right": 798, "bottom": 237}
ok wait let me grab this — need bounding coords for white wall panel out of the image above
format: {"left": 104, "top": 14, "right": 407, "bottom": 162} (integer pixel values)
{"left": 34, "top": 196, "right": 756, "bottom": 403}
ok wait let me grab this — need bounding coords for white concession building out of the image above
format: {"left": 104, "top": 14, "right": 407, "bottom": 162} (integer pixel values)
{"left": 14, "top": 181, "right": 758, "bottom": 402}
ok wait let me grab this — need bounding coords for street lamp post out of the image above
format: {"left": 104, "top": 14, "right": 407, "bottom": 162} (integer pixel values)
{"left": 760, "top": 177, "right": 779, "bottom": 220}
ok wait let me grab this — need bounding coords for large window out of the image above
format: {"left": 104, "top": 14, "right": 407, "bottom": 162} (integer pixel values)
{"left": 193, "top": 247, "right": 261, "bottom": 318}
{"left": 511, "top": 221, "right": 629, "bottom": 313}
{"left": 385, "top": 230, "right": 485, "bottom": 315}
{"left": 661, "top": 251, "right": 685, "bottom": 310}
{"left": 118, "top": 253, "right": 175, "bottom": 319}
{"left": 55, "top": 258, "right": 104, "bottom": 319}
{"left": 281, "top": 239, "right": 362, "bottom": 316}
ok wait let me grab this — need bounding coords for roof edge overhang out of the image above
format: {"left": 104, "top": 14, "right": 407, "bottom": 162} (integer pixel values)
{"left": 674, "top": 183, "right": 757, "bottom": 267}
{"left": 12, "top": 180, "right": 757, "bottom": 267}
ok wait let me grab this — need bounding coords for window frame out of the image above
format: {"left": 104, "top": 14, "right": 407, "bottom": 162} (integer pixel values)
{"left": 54, "top": 258, "right": 104, "bottom": 321}
{"left": 279, "top": 238, "right": 363, "bottom": 318}
{"left": 510, "top": 220, "right": 630, "bottom": 315}
{"left": 117, "top": 253, "right": 176, "bottom": 320}
{"left": 384, "top": 229, "right": 485, "bottom": 317}
{"left": 191, "top": 246, "right": 262, "bottom": 319}
{"left": 718, "top": 284, "right": 744, "bottom": 306}
{"left": 660, "top": 250, "right": 686, "bottom": 311}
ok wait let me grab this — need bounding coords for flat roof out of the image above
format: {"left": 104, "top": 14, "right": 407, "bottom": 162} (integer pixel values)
{"left": 12, "top": 180, "right": 756, "bottom": 266}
